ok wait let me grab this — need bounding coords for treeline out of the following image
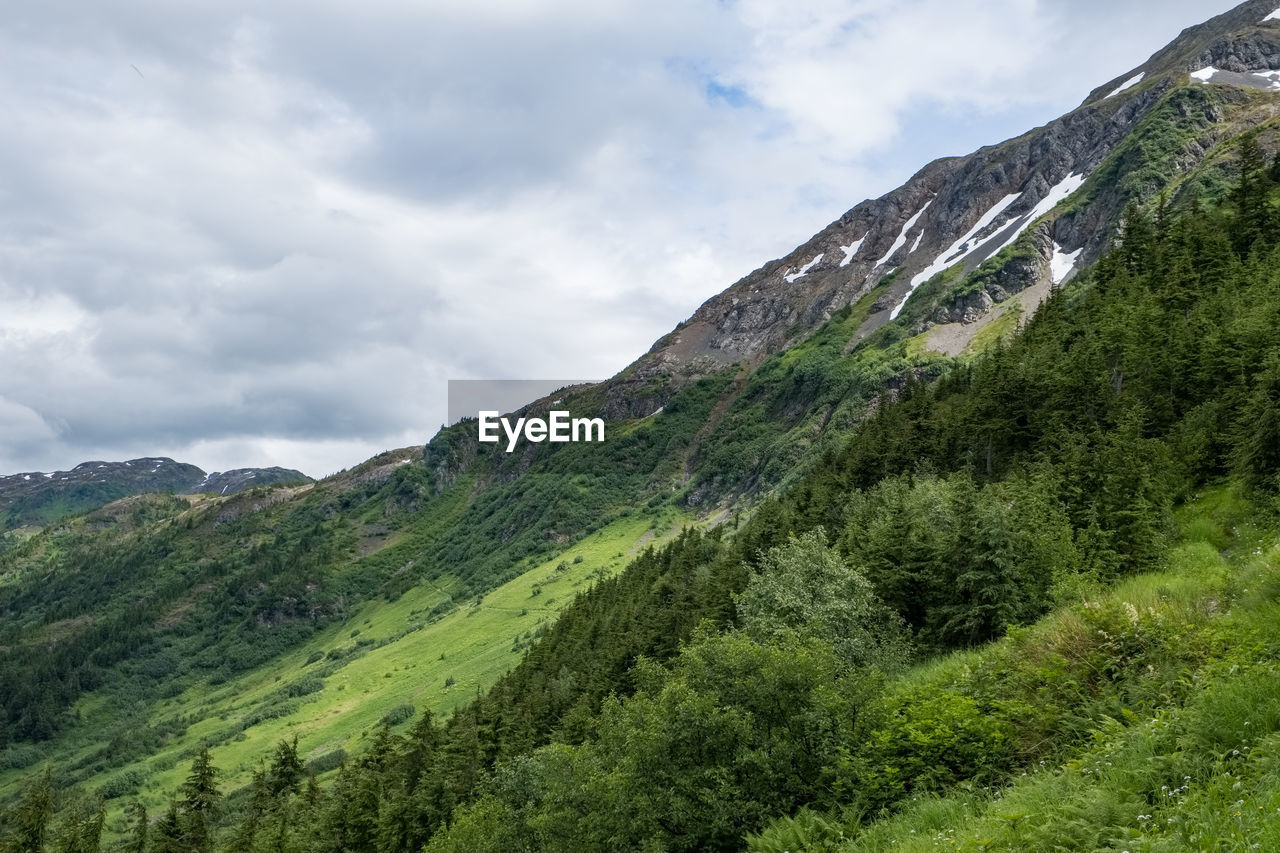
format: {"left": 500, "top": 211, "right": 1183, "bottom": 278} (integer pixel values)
{"left": 7, "top": 136, "right": 1280, "bottom": 851}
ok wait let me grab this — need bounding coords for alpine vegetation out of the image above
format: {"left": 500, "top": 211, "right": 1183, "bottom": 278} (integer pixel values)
{"left": 7, "top": 2, "right": 1280, "bottom": 852}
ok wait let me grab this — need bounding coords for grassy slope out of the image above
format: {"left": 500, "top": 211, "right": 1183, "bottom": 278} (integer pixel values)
{"left": 751, "top": 487, "right": 1280, "bottom": 852}
{"left": 0, "top": 507, "right": 690, "bottom": 835}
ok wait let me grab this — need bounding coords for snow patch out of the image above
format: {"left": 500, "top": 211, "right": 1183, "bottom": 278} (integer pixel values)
{"left": 22, "top": 474, "right": 30, "bottom": 481}
{"left": 888, "top": 174, "right": 1086, "bottom": 321}
{"left": 645, "top": 407, "right": 665, "bottom": 419}
{"left": 909, "top": 231, "right": 924, "bottom": 253}
{"left": 886, "top": 192, "right": 1021, "bottom": 321}
{"left": 1265, "top": 7, "right": 1280, "bottom": 22}
{"left": 876, "top": 199, "right": 933, "bottom": 267}
{"left": 784, "top": 253, "right": 824, "bottom": 283}
{"left": 1106, "top": 72, "right": 1145, "bottom": 99}
{"left": 985, "top": 172, "right": 1087, "bottom": 259}
{"left": 838, "top": 235, "right": 866, "bottom": 267}
{"left": 1029, "top": 173, "right": 1086, "bottom": 223}
{"left": 43, "top": 472, "right": 53, "bottom": 478}
{"left": 1253, "top": 69, "right": 1280, "bottom": 90}
{"left": 1188, "top": 65, "right": 1280, "bottom": 90}
{"left": 1050, "top": 243, "right": 1084, "bottom": 285}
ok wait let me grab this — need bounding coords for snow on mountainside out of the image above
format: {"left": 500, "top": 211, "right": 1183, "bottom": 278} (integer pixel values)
{"left": 621, "top": 0, "right": 1280, "bottom": 390}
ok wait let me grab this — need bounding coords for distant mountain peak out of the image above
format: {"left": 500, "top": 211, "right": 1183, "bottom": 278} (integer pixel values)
{"left": 0, "top": 458, "right": 312, "bottom": 530}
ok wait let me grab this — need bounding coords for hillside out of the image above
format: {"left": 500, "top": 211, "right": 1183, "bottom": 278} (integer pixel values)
{"left": 0, "top": 459, "right": 311, "bottom": 531}
{"left": 3, "top": 1, "right": 1280, "bottom": 851}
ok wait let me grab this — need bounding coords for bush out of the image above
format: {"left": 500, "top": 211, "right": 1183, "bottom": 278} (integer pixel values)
{"left": 0, "top": 744, "right": 43, "bottom": 771}
{"left": 306, "top": 749, "right": 347, "bottom": 775}
{"left": 380, "top": 704, "right": 415, "bottom": 727}
{"left": 98, "top": 768, "right": 146, "bottom": 800}
{"left": 281, "top": 676, "right": 324, "bottom": 698}
{"left": 848, "top": 690, "right": 1016, "bottom": 808}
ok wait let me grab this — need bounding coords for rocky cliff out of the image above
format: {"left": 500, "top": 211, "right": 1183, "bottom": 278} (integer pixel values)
{"left": 626, "top": 0, "right": 1280, "bottom": 379}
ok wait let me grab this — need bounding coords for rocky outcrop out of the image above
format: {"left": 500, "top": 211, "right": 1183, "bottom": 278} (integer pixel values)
{"left": 624, "top": 0, "right": 1280, "bottom": 381}
{"left": 931, "top": 231, "right": 1052, "bottom": 326}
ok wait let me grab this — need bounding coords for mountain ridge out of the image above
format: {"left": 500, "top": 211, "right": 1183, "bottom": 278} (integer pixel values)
{"left": 619, "top": 0, "right": 1280, "bottom": 387}
{"left": 434, "top": 1, "right": 1280, "bottom": 511}
{"left": 0, "top": 458, "right": 312, "bottom": 530}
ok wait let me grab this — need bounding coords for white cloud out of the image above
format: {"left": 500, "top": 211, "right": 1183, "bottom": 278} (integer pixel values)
{"left": 0, "top": 0, "right": 1242, "bottom": 476}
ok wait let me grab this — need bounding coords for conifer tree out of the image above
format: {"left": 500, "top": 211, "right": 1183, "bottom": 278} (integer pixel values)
{"left": 178, "top": 748, "right": 220, "bottom": 853}
{"left": 931, "top": 474, "right": 1022, "bottom": 647}
{"left": 2, "top": 767, "right": 53, "bottom": 853}
{"left": 1233, "top": 132, "right": 1271, "bottom": 254}
{"left": 123, "top": 801, "right": 147, "bottom": 853}
{"left": 266, "top": 737, "right": 304, "bottom": 799}
{"left": 1232, "top": 351, "right": 1280, "bottom": 491}
{"left": 150, "top": 803, "right": 183, "bottom": 853}
{"left": 49, "top": 795, "right": 103, "bottom": 853}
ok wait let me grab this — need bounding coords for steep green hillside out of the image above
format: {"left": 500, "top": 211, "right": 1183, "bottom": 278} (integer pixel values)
{"left": 61, "top": 125, "right": 1274, "bottom": 853}
{"left": 6, "top": 13, "right": 1280, "bottom": 850}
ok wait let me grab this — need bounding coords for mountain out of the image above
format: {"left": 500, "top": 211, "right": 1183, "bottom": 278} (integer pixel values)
{"left": 5, "top": 2, "right": 1280, "bottom": 850}
{"left": 630, "top": 0, "right": 1280, "bottom": 377}
{"left": 0, "top": 458, "right": 312, "bottom": 531}
{"left": 440, "top": 0, "right": 1280, "bottom": 504}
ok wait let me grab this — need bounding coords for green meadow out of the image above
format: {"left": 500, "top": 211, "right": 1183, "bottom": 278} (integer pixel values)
{"left": 0, "top": 506, "right": 689, "bottom": 834}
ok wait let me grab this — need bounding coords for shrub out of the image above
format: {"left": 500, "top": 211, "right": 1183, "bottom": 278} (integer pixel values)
{"left": 281, "top": 676, "right": 324, "bottom": 698}
{"left": 380, "top": 704, "right": 415, "bottom": 727}
{"left": 306, "top": 749, "right": 347, "bottom": 775}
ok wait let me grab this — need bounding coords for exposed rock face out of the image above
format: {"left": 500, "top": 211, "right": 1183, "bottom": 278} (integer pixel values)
{"left": 934, "top": 290, "right": 994, "bottom": 327}
{"left": 932, "top": 231, "right": 1052, "bottom": 326}
{"left": 622, "top": 0, "right": 1280, "bottom": 381}
{"left": 425, "top": 0, "right": 1280, "bottom": 490}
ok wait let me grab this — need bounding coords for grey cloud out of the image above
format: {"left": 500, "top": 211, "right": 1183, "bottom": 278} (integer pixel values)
{"left": 0, "top": 0, "right": 1247, "bottom": 476}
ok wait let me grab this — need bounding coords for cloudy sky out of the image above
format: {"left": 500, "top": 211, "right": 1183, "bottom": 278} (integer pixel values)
{"left": 0, "top": 0, "right": 1240, "bottom": 478}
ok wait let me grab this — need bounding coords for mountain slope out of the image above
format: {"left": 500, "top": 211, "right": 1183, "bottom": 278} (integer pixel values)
{"left": 632, "top": 0, "right": 1280, "bottom": 378}
{"left": 5, "top": 2, "right": 1280, "bottom": 849}
{"left": 0, "top": 459, "right": 311, "bottom": 531}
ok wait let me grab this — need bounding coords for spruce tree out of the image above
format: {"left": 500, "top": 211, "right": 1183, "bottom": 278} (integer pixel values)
{"left": 123, "top": 801, "right": 147, "bottom": 853}
{"left": 1232, "top": 351, "right": 1280, "bottom": 491}
{"left": 3, "top": 767, "right": 53, "bottom": 853}
{"left": 1233, "top": 132, "right": 1270, "bottom": 254}
{"left": 178, "top": 748, "right": 220, "bottom": 853}
{"left": 266, "top": 737, "right": 304, "bottom": 799}
{"left": 49, "top": 795, "right": 103, "bottom": 853}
